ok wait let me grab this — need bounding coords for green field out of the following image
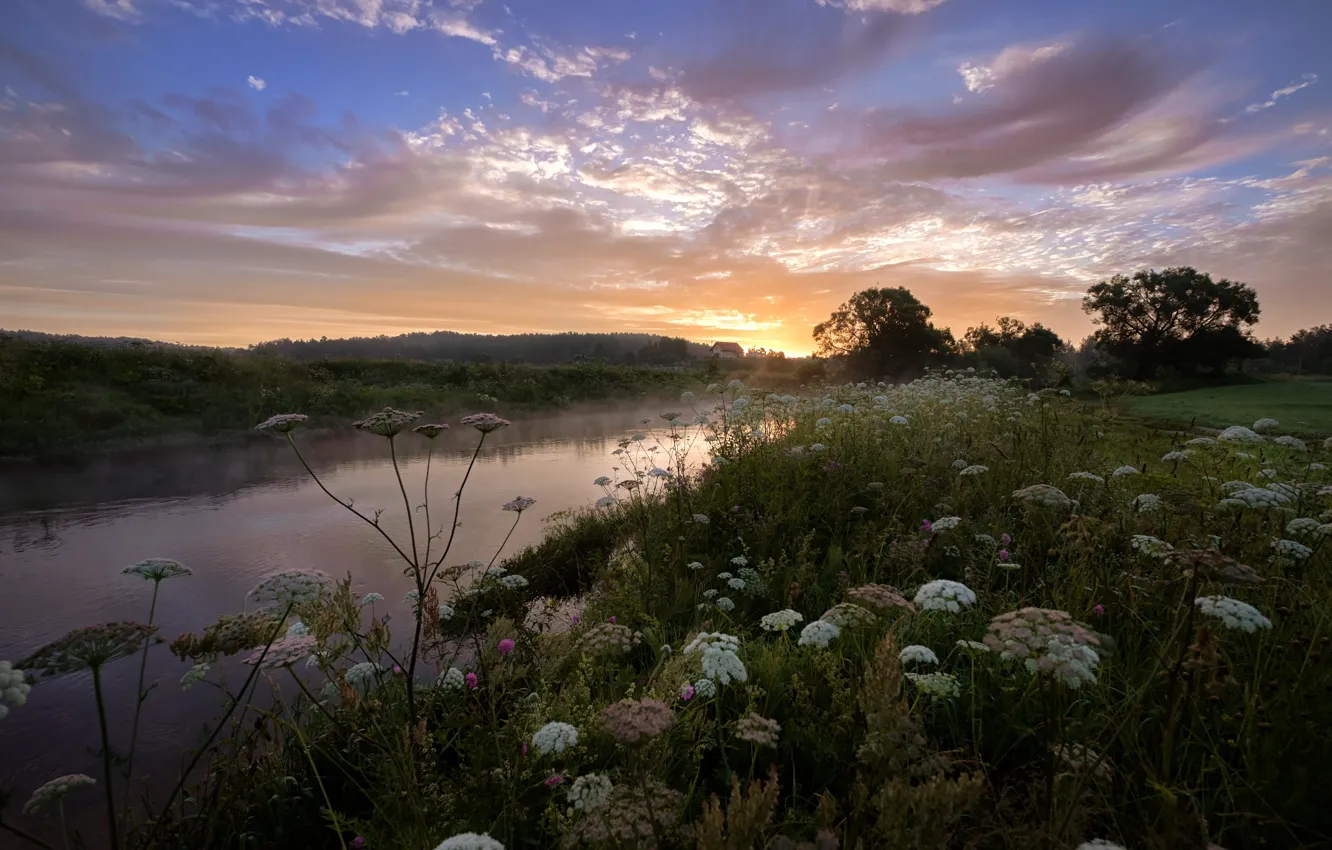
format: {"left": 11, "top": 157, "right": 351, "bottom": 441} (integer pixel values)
{"left": 1127, "top": 379, "right": 1332, "bottom": 435}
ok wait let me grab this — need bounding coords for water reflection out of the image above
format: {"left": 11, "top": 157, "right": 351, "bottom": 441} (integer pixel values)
{"left": 0, "top": 402, "right": 709, "bottom": 845}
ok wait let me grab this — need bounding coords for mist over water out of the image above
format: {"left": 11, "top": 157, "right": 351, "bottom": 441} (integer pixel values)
{"left": 0, "top": 402, "right": 708, "bottom": 844}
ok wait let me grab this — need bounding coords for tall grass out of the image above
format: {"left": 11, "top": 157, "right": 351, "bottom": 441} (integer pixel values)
{"left": 4, "top": 372, "right": 1331, "bottom": 849}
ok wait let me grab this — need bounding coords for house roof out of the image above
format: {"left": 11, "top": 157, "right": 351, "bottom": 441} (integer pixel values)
{"left": 710, "top": 341, "right": 744, "bottom": 354}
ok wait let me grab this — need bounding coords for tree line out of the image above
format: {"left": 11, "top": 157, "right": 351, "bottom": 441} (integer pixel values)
{"left": 812, "top": 267, "right": 1329, "bottom": 384}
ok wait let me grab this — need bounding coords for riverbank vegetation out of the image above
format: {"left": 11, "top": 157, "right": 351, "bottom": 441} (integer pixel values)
{"left": 4, "top": 372, "right": 1331, "bottom": 849}
{"left": 0, "top": 336, "right": 699, "bottom": 458}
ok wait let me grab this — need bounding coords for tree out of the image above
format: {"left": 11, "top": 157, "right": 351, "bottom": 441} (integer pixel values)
{"left": 813, "top": 287, "right": 955, "bottom": 378}
{"left": 960, "top": 317, "right": 1067, "bottom": 382}
{"left": 1081, "top": 267, "right": 1261, "bottom": 379}
{"left": 1263, "top": 325, "right": 1332, "bottom": 375}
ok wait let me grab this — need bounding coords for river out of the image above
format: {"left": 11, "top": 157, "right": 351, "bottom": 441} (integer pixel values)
{"left": 0, "top": 402, "right": 706, "bottom": 844}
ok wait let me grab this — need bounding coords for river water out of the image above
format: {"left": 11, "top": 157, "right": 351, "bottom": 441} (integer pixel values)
{"left": 0, "top": 402, "right": 705, "bottom": 843}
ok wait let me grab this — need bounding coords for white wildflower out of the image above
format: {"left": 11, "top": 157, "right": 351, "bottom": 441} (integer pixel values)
{"left": 532, "top": 721, "right": 579, "bottom": 755}
{"left": 1195, "top": 596, "right": 1272, "bottom": 632}
{"left": 687, "top": 561, "right": 704, "bottom": 570}
{"left": 692, "top": 514, "right": 710, "bottom": 524}
{"left": 1076, "top": 841, "right": 1126, "bottom": 850}
{"left": 759, "top": 609, "right": 804, "bottom": 632}
{"left": 566, "top": 773, "right": 613, "bottom": 816}
{"left": 715, "top": 597, "right": 736, "bottom": 612}
{"left": 1220, "top": 425, "right": 1264, "bottom": 444}
{"left": 905, "top": 671, "right": 961, "bottom": 699}
{"left": 692, "top": 678, "right": 717, "bottom": 698}
{"left": 890, "top": 415, "right": 909, "bottom": 425}
{"left": 285, "top": 620, "right": 309, "bottom": 637}
{"left": 1161, "top": 450, "right": 1190, "bottom": 462}
{"left": 360, "top": 592, "right": 384, "bottom": 606}
{"left": 1130, "top": 535, "right": 1174, "bottom": 558}
{"left": 913, "top": 579, "right": 977, "bottom": 613}
{"left": 1068, "top": 471, "right": 1105, "bottom": 484}
{"left": 433, "top": 833, "right": 505, "bottom": 850}
{"left": 797, "top": 620, "right": 841, "bottom": 648}
{"left": 1253, "top": 418, "right": 1280, "bottom": 433}
{"left": 730, "top": 555, "right": 749, "bottom": 567}
{"left": 345, "top": 661, "right": 382, "bottom": 688}
{"left": 1286, "top": 518, "right": 1323, "bottom": 537}
{"left": 956, "top": 640, "right": 990, "bottom": 652}
{"left": 951, "top": 459, "right": 969, "bottom": 470}
{"left": 1111, "top": 465, "right": 1140, "bottom": 477}
{"left": 1012, "top": 484, "right": 1077, "bottom": 509}
{"left": 440, "top": 667, "right": 466, "bottom": 691}
{"left": 1133, "top": 493, "right": 1163, "bottom": 513}
{"left": 1, "top": 661, "right": 32, "bottom": 719}
{"left": 179, "top": 662, "right": 209, "bottom": 690}
{"left": 22, "top": 774, "right": 96, "bottom": 815}
{"left": 122, "top": 558, "right": 192, "bottom": 582}
{"left": 898, "top": 645, "right": 939, "bottom": 666}
{"left": 959, "top": 464, "right": 989, "bottom": 476}
{"left": 1272, "top": 539, "right": 1313, "bottom": 561}
{"left": 930, "top": 516, "right": 961, "bottom": 532}
{"left": 684, "top": 632, "right": 746, "bottom": 684}
{"left": 500, "top": 575, "right": 530, "bottom": 590}
{"left": 1274, "top": 435, "right": 1307, "bottom": 451}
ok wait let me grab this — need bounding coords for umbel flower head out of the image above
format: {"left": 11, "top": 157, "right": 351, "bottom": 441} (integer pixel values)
{"left": 1195, "top": 596, "right": 1272, "bottom": 633}
{"left": 598, "top": 698, "right": 675, "bottom": 744}
{"left": 502, "top": 496, "right": 536, "bottom": 513}
{"left": 23, "top": 774, "right": 96, "bottom": 815}
{"left": 683, "top": 632, "right": 747, "bottom": 684}
{"left": 532, "top": 721, "right": 580, "bottom": 755}
{"left": 353, "top": 407, "right": 422, "bottom": 437}
{"left": 413, "top": 423, "right": 449, "bottom": 439}
{"left": 898, "top": 645, "right": 939, "bottom": 666}
{"left": 433, "top": 833, "right": 506, "bottom": 850}
{"left": 247, "top": 569, "right": 334, "bottom": 610}
{"left": 820, "top": 602, "right": 877, "bottom": 628}
{"left": 1012, "top": 484, "right": 1077, "bottom": 510}
{"left": 243, "top": 635, "right": 317, "bottom": 670}
{"left": 254, "top": 413, "right": 308, "bottom": 434}
{"left": 170, "top": 610, "right": 281, "bottom": 660}
{"left": 461, "top": 412, "right": 512, "bottom": 433}
{"left": 984, "top": 608, "right": 1103, "bottom": 689}
{"left": 758, "top": 609, "right": 803, "bottom": 632}
{"left": 1, "top": 660, "right": 32, "bottom": 720}
{"left": 567, "top": 773, "right": 613, "bottom": 815}
{"left": 734, "top": 713, "right": 781, "bottom": 747}
{"left": 577, "top": 623, "right": 643, "bottom": 655}
{"left": 797, "top": 619, "right": 840, "bottom": 648}
{"left": 913, "top": 579, "right": 977, "bottom": 613}
{"left": 847, "top": 583, "right": 914, "bottom": 614}
{"left": 122, "top": 558, "right": 192, "bottom": 582}
{"left": 19, "top": 622, "right": 158, "bottom": 679}
{"left": 906, "top": 671, "right": 961, "bottom": 699}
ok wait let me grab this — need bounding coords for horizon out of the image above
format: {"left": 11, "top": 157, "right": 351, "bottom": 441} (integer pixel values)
{"left": 3, "top": 0, "right": 1331, "bottom": 358}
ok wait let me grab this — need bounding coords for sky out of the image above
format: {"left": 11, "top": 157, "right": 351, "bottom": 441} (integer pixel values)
{"left": 1, "top": 0, "right": 1330, "bottom": 355}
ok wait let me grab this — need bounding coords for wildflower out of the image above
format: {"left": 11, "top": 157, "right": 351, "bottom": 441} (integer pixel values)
{"left": 502, "top": 496, "right": 536, "bottom": 513}
{"left": 959, "top": 464, "right": 989, "bottom": 476}
{"left": 821, "top": 602, "right": 877, "bottom": 628}
{"left": 920, "top": 519, "right": 933, "bottom": 533}
{"left": 22, "top": 774, "right": 96, "bottom": 815}
{"left": 1287, "top": 517, "right": 1324, "bottom": 537}
{"left": 1012, "top": 484, "right": 1077, "bottom": 510}
{"left": 1056, "top": 743, "right": 1113, "bottom": 778}
{"left": 1093, "top": 604, "right": 1105, "bottom": 617}
{"left": 692, "top": 513, "right": 710, "bottom": 524}
{"left": 797, "top": 620, "right": 841, "bottom": 648}
{"left": 1219, "top": 425, "right": 1264, "bottom": 444}
{"left": 952, "top": 459, "right": 969, "bottom": 470}
{"left": 914, "top": 579, "right": 977, "bottom": 613}
{"left": 727, "top": 379, "right": 745, "bottom": 391}
{"left": 598, "top": 698, "right": 675, "bottom": 744}
{"left": 254, "top": 413, "right": 309, "bottom": 434}
{"left": 681, "top": 391, "right": 696, "bottom": 403}
{"left": 1253, "top": 417, "right": 1280, "bottom": 433}
{"left": 890, "top": 415, "right": 909, "bottom": 425}
{"left": 838, "top": 403, "right": 856, "bottom": 413}
{"left": 905, "top": 671, "right": 961, "bottom": 699}
{"left": 544, "top": 774, "right": 565, "bottom": 787}
{"left": 19, "top": 622, "right": 158, "bottom": 679}
{"left": 432, "top": 833, "right": 505, "bottom": 850}
{"left": 499, "top": 575, "right": 529, "bottom": 590}
{"left": 687, "top": 560, "right": 704, "bottom": 570}
{"left": 243, "top": 635, "right": 317, "bottom": 670}
{"left": 567, "top": 773, "right": 613, "bottom": 815}
{"left": 809, "top": 443, "right": 826, "bottom": 452}
{"left": 730, "top": 555, "right": 749, "bottom": 567}
{"left": 465, "top": 672, "right": 478, "bottom": 689}
{"left": 0, "top": 661, "right": 31, "bottom": 720}
{"left": 734, "top": 713, "right": 781, "bottom": 747}
{"left": 1274, "top": 435, "right": 1307, "bottom": 451}
{"left": 847, "top": 584, "right": 913, "bottom": 614}
{"left": 1001, "top": 532, "right": 1012, "bottom": 545}
{"left": 1272, "top": 539, "right": 1313, "bottom": 561}
{"left": 595, "top": 495, "right": 617, "bottom": 508}
{"left": 956, "top": 640, "right": 990, "bottom": 652}
{"left": 1161, "top": 450, "right": 1190, "bottom": 462}
{"left": 648, "top": 467, "right": 672, "bottom": 478}
{"left": 1231, "top": 487, "right": 1292, "bottom": 509}
{"left": 867, "top": 481, "right": 885, "bottom": 490}
{"left": 286, "top": 621, "right": 309, "bottom": 637}
{"left": 351, "top": 838, "right": 366, "bottom": 849}
{"left": 122, "top": 558, "right": 192, "bottom": 582}
{"left": 532, "top": 721, "right": 579, "bottom": 755}
{"left": 1132, "top": 493, "right": 1163, "bottom": 513}
{"left": 353, "top": 407, "right": 422, "bottom": 437}
{"left": 1111, "top": 465, "right": 1140, "bottom": 477}
{"left": 440, "top": 668, "right": 466, "bottom": 690}
{"left": 179, "top": 661, "right": 209, "bottom": 690}
{"left": 497, "top": 638, "right": 515, "bottom": 656}
{"left": 984, "top": 608, "right": 1103, "bottom": 689}
{"left": 247, "top": 569, "right": 334, "bottom": 609}
{"left": 898, "top": 645, "right": 939, "bottom": 666}
{"left": 460, "top": 413, "right": 511, "bottom": 433}
{"left": 1130, "top": 534, "right": 1174, "bottom": 558}
{"left": 345, "top": 661, "right": 382, "bottom": 688}
{"left": 1075, "top": 841, "right": 1126, "bottom": 850}
{"left": 816, "top": 417, "right": 833, "bottom": 427}
{"left": 360, "top": 592, "right": 384, "bottom": 606}
{"left": 759, "top": 609, "right": 803, "bottom": 632}
{"left": 692, "top": 677, "right": 717, "bottom": 698}
{"left": 931, "top": 516, "right": 961, "bottom": 532}
{"left": 1186, "top": 437, "right": 1217, "bottom": 447}
{"left": 679, "top": 682, "right": 695, "bottom": 701}
{"left": 684, "top": 632, "right": 747, "bottom": 684}
{"left": 715, "top": 596, "right": 736, "bottom": 612}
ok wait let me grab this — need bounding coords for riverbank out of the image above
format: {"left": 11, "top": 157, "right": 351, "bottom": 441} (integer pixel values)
{"left": 6, "top": 378, "right": 1327, "bottom": 849}
{"left": 0, "top": 336, "right": 703, "bottom": 459}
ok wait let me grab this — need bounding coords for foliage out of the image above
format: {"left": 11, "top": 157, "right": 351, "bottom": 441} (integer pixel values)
{"left": 6, "top": 370, "right": 1332, "bottom": 850}
{"left": 247, "top": 330, "right": 710, "bottom": 365}
{"left": 1260, "top": 324, "right": 1332, "bottom": 376}
{"left": 959, "top": 317, "right": 1069, "bottom": 384}
{"left": 812, "top": 287, "right": 955, "bottom": 379}
{"left": 1082, "top": 267, "right": 1263, "bottom": 380}
{"left": 1127, "top": 379, "right": 1332, "bottom": 434}
{"left": 0, "top": 336, "right": 696, "bottom": 458}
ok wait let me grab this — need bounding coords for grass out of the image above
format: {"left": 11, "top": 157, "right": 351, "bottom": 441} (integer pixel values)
{"left": 1127, "top": 379, "right": 1332, "bottom": 435}
{"left": 0, "top": 336, "right": 702, "bottom": 459}
{"left": 6, "top": 376, "right": 1332, "bottom": 850}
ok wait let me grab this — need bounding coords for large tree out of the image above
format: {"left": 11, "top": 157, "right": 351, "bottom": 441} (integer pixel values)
{"left": 961, "top": 317, "right": 1067, "bottom": 381}
{"left": 1081, "top": 267, "right": 1262, "bottom": 379}
{"left": 813, "top": 287, "right": 955, "bottom": 378}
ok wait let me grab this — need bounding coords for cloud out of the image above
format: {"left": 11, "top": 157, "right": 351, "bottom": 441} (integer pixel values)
{"left": 81, "top": 0, "right": 139, "bottom": 21}
{"left": 673, "top": 0, "right": 912, "bottom": 101}
{"left": 433, "top": 15, "right": 499, "bottom": 46}
{"left": 494, "top": 44, "right": 632, "bottom": 83}
{"left": 247, "top": 75, "right": 266, "bottom": 91}
{"left": 1244, "top": 74, "right": 1318, "bottom": 113}
{"left": 957, "top": 41, "right": 1068, "bottom": 94}
{"left": 818, "top": 0, "right": 948, "bottom": 13}
{"left": 860, "top": 36, "right": 1237, "bottom": 182}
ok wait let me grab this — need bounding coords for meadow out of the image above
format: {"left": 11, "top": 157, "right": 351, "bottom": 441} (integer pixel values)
{"left": 3, "top": 372, "right": 1331, "bottom": 850}
{"left": 1127, "top": 380, "right": 1332, "bottom": 435}
{"left": 0, "top": 336, "right": 698, "bottom": 458}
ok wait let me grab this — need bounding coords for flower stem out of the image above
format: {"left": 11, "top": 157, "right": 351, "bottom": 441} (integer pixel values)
{"left": 91, "top": 664, "right": 121, "bottom": 850}
{"left": 122, "top": 580, "right": 160, "bottom": 823}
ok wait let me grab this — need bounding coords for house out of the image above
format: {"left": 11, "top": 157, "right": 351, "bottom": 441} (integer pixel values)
{"left": 710, "top": 341, "right": 744, "bottom": 360}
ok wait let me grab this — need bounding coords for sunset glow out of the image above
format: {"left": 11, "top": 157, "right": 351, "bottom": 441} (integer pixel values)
{"left": 2, "top": 0, "right": 1330, "bottom": 352}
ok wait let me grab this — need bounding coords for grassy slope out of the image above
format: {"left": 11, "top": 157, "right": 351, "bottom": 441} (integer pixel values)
{"left": 0, "top": 337, "right": 702, "bottom": 458}
{"left": 1127, "top": 379, "right": 1332, "bottom": 434}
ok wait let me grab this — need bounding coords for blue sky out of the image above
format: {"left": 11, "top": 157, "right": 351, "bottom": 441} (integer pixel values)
{"left": 1, "top": 0, "right": 1329, "bottom": 353}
